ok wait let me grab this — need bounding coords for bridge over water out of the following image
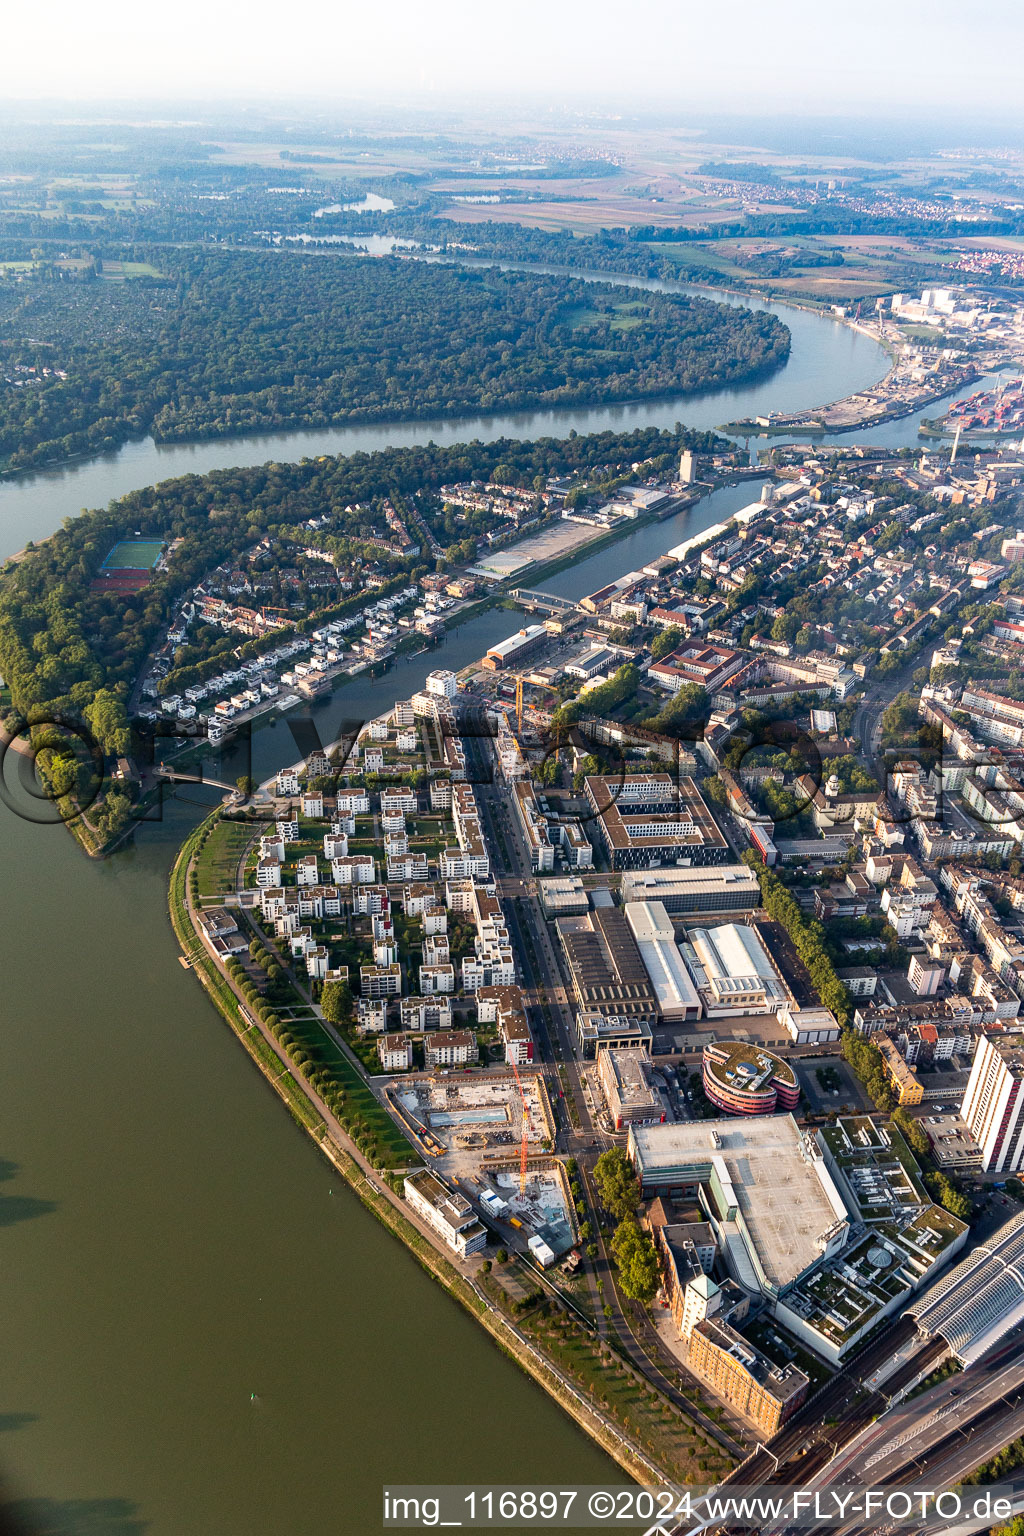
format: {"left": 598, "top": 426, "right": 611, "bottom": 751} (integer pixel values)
{"left": 509, "top": 588, "right": 579, "bottom": 616}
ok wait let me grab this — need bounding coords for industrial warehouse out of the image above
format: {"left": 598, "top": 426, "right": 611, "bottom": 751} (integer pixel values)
{"left": 555, "top": 893, "right": 835, "bottom": 1049}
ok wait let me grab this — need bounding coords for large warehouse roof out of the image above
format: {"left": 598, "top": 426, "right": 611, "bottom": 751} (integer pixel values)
{"left": 629, "top": 1116, "right": 848, "bottom": 1294}
{"left": 908, "top": 1210, "right": 1024, "bottom": 1365}
{"left": 621, "top": 865, "right": 760, "bottom": 911}
{"left": 624, "top": 901, "right": 702, "bottom": 1019}
{"left": 692, "top": 923, "right": 784, "bottom": 994}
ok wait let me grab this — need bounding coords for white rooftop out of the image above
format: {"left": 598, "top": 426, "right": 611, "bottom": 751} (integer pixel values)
{"left": 630, "top": 1116, "right": 849, "bottom": 1294}
{"left": 625, "top": 901, "right": 702, "bottom": 1018}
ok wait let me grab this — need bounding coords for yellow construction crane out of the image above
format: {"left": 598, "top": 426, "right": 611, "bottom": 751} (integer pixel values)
{"left": 515, "top": 674, "right": 524, "bottom": 733}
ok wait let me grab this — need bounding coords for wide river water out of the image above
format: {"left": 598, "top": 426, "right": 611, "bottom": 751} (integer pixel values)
{"left": 0, "top": 276, "right": 977, "bottom": 1533}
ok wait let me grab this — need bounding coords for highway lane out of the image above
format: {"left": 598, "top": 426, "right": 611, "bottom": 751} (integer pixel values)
{"left": 751, "top": 1342, "right": 1024, "bottom": 1536}
{"left": 817, "top": 1346, "right": 1024, "bottom": 1490}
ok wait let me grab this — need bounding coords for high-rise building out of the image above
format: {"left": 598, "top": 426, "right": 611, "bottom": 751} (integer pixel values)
{"left": 961, "top": 1034, "right": 1024, "bottom": 1172}
{"left": 679, "top": 449, "right": 696, "bottom": 483}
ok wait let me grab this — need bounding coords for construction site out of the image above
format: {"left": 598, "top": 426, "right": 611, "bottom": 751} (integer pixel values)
{"left": 386, "top": 1069, "right": 554, "bottom": 1164}
{"left": 384, "top": 1070, "right": 577, "bottom": 1261}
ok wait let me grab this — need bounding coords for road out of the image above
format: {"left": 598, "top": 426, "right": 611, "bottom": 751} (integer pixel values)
{"left": 805, "top": 1339, "right": 1024, "bottom": 1496}
{"left": 467, "top": 728, "right": 747, "bottom": 1459}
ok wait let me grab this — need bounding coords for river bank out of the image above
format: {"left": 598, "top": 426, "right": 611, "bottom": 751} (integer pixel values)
{"left": 168, "top": 811, "right": 723, "bottom": 1487}
{"left": 0, "top": 270, "right": 893, "bottom": 1531}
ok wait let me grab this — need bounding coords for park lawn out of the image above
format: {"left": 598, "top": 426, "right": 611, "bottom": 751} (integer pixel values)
{"left": 278, "top": 1006, "right": 413, "bottom": 1164}
{"left": 567, "top": 301, "right": 646, "bottom": 332}
{"left": 195, "top": 818, "right": 254, "bottom": 900}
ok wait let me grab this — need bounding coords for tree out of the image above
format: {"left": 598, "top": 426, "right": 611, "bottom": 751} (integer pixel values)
{"left": 650, "top": 625, "right": 683, "bottom": 661}
{"left": 593, "top": 1148, "right": 640, "bottom": 1221}
{"left": 236, "top": 774, "right": 255, "bottom": 797}
{"left": 83, "top": 689, "right": 130, "bottom": 757}
{"left": 610, "top": 1216, "right": 661, "bottom": 1305}
{"left": 321, "top": 979, "right": 351, "bottom": 1025}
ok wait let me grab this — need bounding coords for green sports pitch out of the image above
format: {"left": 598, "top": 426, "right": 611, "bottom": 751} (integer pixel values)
{"left": 101, "top": 539, "right": 164, "bottom": 571}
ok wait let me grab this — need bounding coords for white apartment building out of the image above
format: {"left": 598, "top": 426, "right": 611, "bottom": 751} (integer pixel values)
{"left": 332, "top": 855, "right": 377, "bottom": 885}
{"left": 403, "top": 1169, "right": 487, "bottom": 1257}
{"left": 424, "top": 1030, "right": 478, "bottom": 1069}
{"left": 420, "top": 963, "right": 456, "bottom": 995}
{"left": 961, "top": 1033, "right": 1024, "bottom": 1172}
{"left": 360, "top": 964, "right": 402, "bottom": 999}
{"left": 296, "top": 854, "right": 319, "bottom": 887}
{"left": 256, "top": 858, "right": 282, "bottom": 888}
{"left": 382, "top": 789, "right": 418, "bottom": 815}
{"left": 425, "top": 669, "right": 458, "bottom": 699}
{"left": 379, "top": 1034, "right": 413, "bottom": 1073}
{"left": 336, "top": 791, "right": 371, "bottom": 815}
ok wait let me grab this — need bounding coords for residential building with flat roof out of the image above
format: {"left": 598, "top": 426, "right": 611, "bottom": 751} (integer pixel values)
{"left": 961, "top": 1033, "right": 1024, "bottom": 1171}
{"left": 404, "top": 1170, "right": 487, "bottom": 1257}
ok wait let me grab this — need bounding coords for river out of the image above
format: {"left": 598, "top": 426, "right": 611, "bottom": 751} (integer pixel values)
{"left": 0, "top": 280, "right": 953, "bottom": 1534}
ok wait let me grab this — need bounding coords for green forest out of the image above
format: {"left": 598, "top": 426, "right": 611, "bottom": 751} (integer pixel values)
{"left": 0, "top": 252, "right": 789, "bottom": 469}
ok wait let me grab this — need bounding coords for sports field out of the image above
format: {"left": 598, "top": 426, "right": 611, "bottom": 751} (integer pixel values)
{"left": 102, "top": 539, "right": 163, "bottom": 571}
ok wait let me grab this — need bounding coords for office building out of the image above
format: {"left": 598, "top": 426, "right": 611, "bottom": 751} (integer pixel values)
{"left": 482, "top": 624, "right": 547, "bottom": 671}
{"left": 576, "top": 1011, "right": 653, "bottom": 1059}
{"left": 687, "top": 1319, "right": 808, "bottom": 1436}
{"left": 597, "top": 1048, "right": 664, "bottom": 1130}
{"left": 701, "top": 1042, "right": 800, "bottom": 1117}
{"left": 584, "top": 774, "right": 729, "bottom": 872}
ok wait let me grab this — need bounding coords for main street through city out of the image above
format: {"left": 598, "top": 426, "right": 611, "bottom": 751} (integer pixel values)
{"left": 463, "top": 726, "right": 748, "bottom": 1459}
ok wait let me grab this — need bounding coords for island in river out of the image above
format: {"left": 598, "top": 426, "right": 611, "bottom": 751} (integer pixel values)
{"left": 0, "top": 252, "right": 789, "bottom": 472}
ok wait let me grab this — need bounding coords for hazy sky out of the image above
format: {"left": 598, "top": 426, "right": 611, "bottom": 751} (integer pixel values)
{"left": 4, "top": 0, "right": 1023, "bottom": 118}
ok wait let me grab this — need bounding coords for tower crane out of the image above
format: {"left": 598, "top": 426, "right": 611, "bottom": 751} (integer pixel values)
{"left": 509, "top": 1056, "right": 531, "bottom": 1195}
